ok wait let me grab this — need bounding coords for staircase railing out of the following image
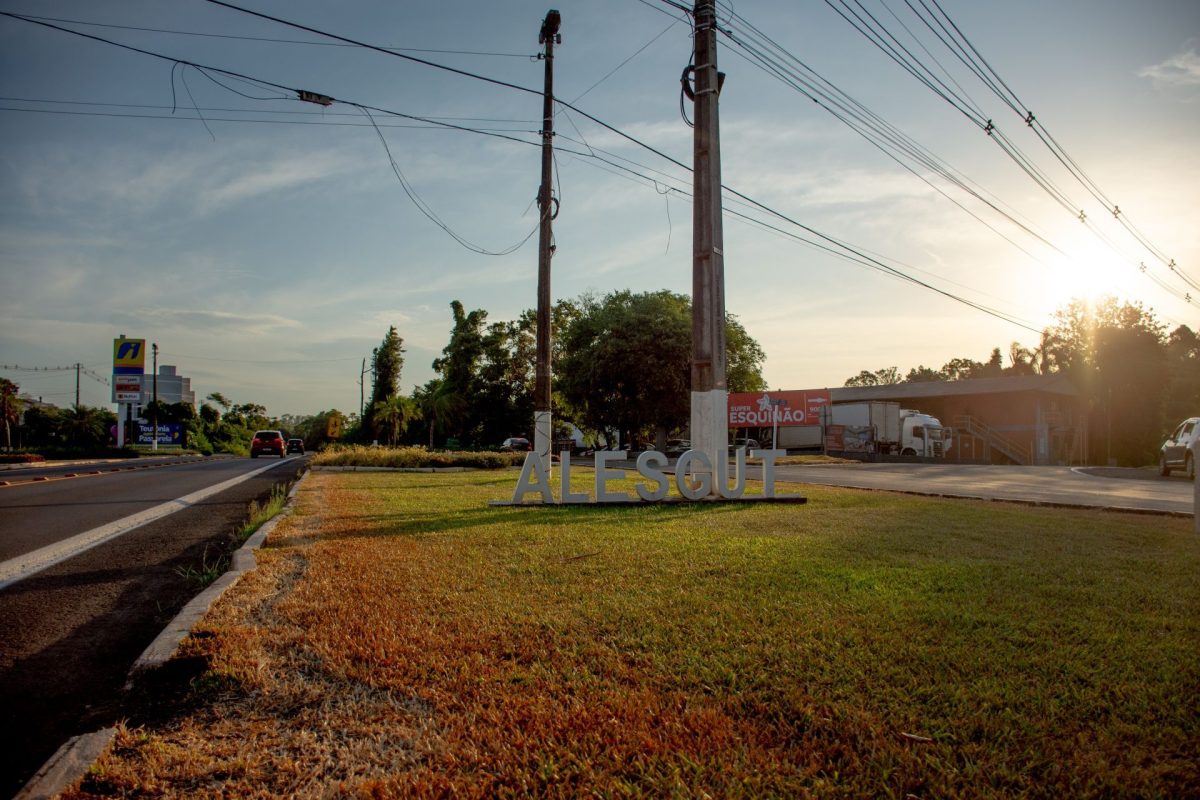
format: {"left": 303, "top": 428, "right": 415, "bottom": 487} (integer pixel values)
{"left": 954, "top": 415, "right": 1031, "bottom": 465}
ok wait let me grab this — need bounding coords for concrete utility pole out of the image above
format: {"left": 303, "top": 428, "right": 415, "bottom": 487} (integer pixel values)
{"left": 533, "top": 9, "right": 561, "bottom": 464}
{"left": 151, "top": 342, "right": 159, "bottom": 451}
{"left": 690, "top": 1, "right": 728, "bottom": 492}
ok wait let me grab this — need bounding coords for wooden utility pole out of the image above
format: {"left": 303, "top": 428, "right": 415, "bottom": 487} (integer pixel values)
{"left": 74, "top": 363, "right": 80, "bottom": 409}
{"left": 151, "top": 342, "right": 159, "bottom": 451}
{"left": 690, "top": 1, "right": 728, "bottom": 490}
{"left": 534, "top": 9, "right": 561, "bottom": 463}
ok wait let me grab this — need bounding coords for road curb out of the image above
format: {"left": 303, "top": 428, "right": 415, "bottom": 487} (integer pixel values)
{"left": 15, "top": 472, "right": 307, "bottom": 800}
{"left": 13, "top": 728, "right": 116, "bottom": 800}
{"left": 127, "top": 472, "right": 307, "bottom": 677}
{"left": 313, "top": 465, "right": 473, "bottom": 473}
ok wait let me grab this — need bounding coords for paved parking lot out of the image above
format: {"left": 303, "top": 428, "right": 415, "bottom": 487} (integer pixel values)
{"left": 770, "top": 462, "right": 1193, "bottom": 515}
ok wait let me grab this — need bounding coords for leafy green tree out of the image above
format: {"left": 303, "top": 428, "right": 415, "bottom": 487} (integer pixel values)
{"left": 726, "top": 314, "right": 768, "bottom": 393}
{"left": 558, "top": 290, "right": 689, "bottom": 446}
{"left": 557, "top": 290, "right": 767, "bottom": 447}
{"left": 1164, "top": 325, "right": 1200, "bottom": 425}
{"left": 905, "top": 365, "right": 944, "bottom": 382}
{"left": 206, "top": 392, "right": 232, "bottom": 412}
{"left": 365, "top": 326, "right": 405, "bottom": 440}
{"left": 59, "top": 405, "right": 116, "bottom": 450}
{"left": 939, "top": 357, "right": 984, "bottom": 381}
{"left": 844, "top": 366, "right": 901, "bottom": 387}
{"left": 430, "top": 302, "right": 488, "bottom": 445}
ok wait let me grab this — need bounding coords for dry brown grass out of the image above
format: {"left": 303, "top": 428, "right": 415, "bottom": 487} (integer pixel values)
{"left": 66, "top": 470, "right": 1200, "bottom": 798}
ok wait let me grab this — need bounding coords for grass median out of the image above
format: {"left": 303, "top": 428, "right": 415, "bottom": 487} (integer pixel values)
{"left": 71, "top": 470, "right": 1198, "bottom": 798}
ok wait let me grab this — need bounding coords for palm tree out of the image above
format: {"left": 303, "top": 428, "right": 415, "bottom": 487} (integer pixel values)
{"left": 414, "top": 379, "right": 467, "bottom": 448}
{"left": 0, "top": 378, "right": 20, "bottom": 451}
{"left": 60, "top": 405, "right": 112, "bottom": 449}
{"left": 372, "top": 395, "right": 418, "bottom": 446}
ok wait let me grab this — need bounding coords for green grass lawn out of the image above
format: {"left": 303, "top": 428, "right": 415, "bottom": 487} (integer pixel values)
{"left": 75, "top": 470, "right": 1199, "bottom": 798}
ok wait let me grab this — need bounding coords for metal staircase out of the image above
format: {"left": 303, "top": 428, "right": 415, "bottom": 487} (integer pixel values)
{"left": 954, "top": 415, "right": 1031, "bottom": 465}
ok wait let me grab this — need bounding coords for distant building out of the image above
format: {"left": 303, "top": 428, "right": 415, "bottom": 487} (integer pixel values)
{"left": 831, "top": 373, "right": 1086, "bottom": 465}
{"left": 137, "top": 365, "right": 196, "bottom": 407}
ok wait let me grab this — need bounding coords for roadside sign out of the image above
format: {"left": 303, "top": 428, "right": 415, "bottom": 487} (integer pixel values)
{"left": 113, "top": 338, "right": 146, "bottom": 376}
{"left": 728, "top": 389, "right": 831, "bottom": 427}
{"left": 113, "top": 376, "right": 142, "bottom": 404}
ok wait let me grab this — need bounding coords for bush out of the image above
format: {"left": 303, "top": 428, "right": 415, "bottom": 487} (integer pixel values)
{"left": 312, "top": 445, "right": 524, "bottom": 470}
{"left": 0, "top": 452, "right": 45, "bottom": 464}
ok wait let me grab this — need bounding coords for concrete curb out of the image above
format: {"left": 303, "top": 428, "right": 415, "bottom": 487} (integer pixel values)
{"left": 13, "top": 728, "right": 118, "bottom": 800}
{"left": 127, "top": 472, "right": 307, "bottom": 677}
{"left": 15, "top": 472, "right": 307, "bottom": 800}
{"left": 313, "top": 465, "right": 473, "bottom": 473}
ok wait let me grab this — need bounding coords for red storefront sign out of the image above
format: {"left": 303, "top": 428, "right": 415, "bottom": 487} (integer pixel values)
{"left": 728, "top": 389, "right": 831, "bottom": 427}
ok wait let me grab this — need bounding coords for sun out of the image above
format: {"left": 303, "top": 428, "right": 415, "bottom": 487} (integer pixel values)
{"left": 1037, "top": 223, "right": 1142, "bottom": 315}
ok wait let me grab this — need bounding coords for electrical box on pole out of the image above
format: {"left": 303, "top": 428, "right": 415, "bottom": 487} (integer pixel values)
{"left": 533, "top": 9, "right": 561, "bottom": 464}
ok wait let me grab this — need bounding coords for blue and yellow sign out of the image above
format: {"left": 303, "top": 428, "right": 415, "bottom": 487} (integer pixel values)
{"left": 113, "top": 337, "right": 146, "bottom": 376}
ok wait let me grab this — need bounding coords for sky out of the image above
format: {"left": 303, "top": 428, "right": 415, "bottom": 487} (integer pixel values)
{"left": 1, "top": 0, "right": 1198, "bottom": 416}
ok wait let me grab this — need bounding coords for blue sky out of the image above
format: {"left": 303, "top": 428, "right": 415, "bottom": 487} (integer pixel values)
{"left": 2, "top": 0, "right": 1197, "bottom": 415}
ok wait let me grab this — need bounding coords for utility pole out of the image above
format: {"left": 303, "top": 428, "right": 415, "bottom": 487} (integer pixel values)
{"left": 75, "top": 363, "right": 80, "bottom": 409}
{"left": 533, "top": 8, "right": 561, "bottom": 465}
{"left": 689, "top": 1, "right": 728, "bottom": 492}
{"left": 151, "top": 342, "right": 159, "bottom": 451}
{"left": 359, "top": 357, "right": 368, "bottom": 420}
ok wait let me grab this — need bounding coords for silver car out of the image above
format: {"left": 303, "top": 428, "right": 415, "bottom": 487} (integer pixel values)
{"left": 1159, "top": 417, "right": 1198, "bottom": 479}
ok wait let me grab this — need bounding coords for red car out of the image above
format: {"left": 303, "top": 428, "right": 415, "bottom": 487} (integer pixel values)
{"left": 250, "top": 430, "right": 286, "bottom": 458}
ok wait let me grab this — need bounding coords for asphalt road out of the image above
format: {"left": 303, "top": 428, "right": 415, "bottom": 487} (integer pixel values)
{"left": 770, "top": 462, "right": 1194, "bottom": 515}
{"left": 0, "top": 455, "right": 306, "bottom": 794}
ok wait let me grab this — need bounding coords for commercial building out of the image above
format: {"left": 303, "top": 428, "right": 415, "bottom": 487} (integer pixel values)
{"left": 831, "top": 374, "right": 1086, "bottom": 465}
{"left": 137, "top": 365, "right": 196, "bottom": 407}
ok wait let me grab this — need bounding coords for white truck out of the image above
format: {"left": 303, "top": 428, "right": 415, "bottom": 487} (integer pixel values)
{"left": 897, "top": 408, "right": 953, "bottom": 458}
{"left": 756, "top": 401, "right": 953, "bottom": 457}
{"left": 812, "top": 401, "right": 951, "bottom": 457}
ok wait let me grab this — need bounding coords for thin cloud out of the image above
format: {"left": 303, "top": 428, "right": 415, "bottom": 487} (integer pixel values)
{"left": 195, "top": 155, "right": 350, "bottom": 213}
{"left": 1139, "top": 48, "right": 1200, "bottom": 88}
{"left": 122, "top": 308, "right": 301, "bottom": 334}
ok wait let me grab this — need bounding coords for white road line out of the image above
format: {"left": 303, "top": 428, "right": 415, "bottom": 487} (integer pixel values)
{"left": 0, "top": 459, "right": 293, "bottom": 591}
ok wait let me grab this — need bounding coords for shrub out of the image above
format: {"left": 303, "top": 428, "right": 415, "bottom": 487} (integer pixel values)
{"left": 0, "top": 452, "right": 45, "bottom": 464}
{"left": 312, "top": 445, "right": 523, "bottom": 470}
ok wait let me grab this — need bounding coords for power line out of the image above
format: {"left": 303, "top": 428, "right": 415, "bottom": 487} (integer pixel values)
{"left": 0, "top": 97, "right": 539, "bottom": 124}
{"left": 0, "top": 6, "right": 1072, "bottom": 332}
{"left": 0, "top": 365, "right": 110, "bottom": 385}
{"left": 12, "top": 13, "right": 536, "bottom": 58}
{"left": 820, "top": 0, "right": 1197, "bottom": 305}
{"left": 0, "top": 104, "right": 540, "bottom": 134}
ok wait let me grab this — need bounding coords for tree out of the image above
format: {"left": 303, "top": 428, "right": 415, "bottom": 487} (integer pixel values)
{"left": 362, "top": 326, "right": 406, "bottom": 442}
{"left": 556, "top": 290, "right": 767, "bottom": 446}
{"left": 59, "top": 405, "right": 116, "bottom": 450}
{"left": 372, "top": 396, "right": 418, "bottom": 446}
{"left": 939, "top": 357, "right": 984, "bottom": 381}
{"left": 0, "top": 378, "right": 20, "bottom": 450}
{"left": 206, "top": 392, "right": 232, "bottom": 412}
{"left": 905, "top": 365, "right": 944, "bottom": 383}
{"left": 726, "top": 313, "right": 768, "bottom": 392}
{"left": 1164, "top": 325, "right": 1200, "bottom": 425}
{"left": 430, "top": 301, "right": 488, "bottom": 445}
{"left": 844, "top": 366, "right": 901, "bottom": 387}
{"left": 1043, "top": 296, "right": 1169, "bottom": 464}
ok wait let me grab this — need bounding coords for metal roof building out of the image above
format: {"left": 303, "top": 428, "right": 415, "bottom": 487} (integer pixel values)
{"left": 829, "top": 374, "right": 1085, "bottom": 465}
